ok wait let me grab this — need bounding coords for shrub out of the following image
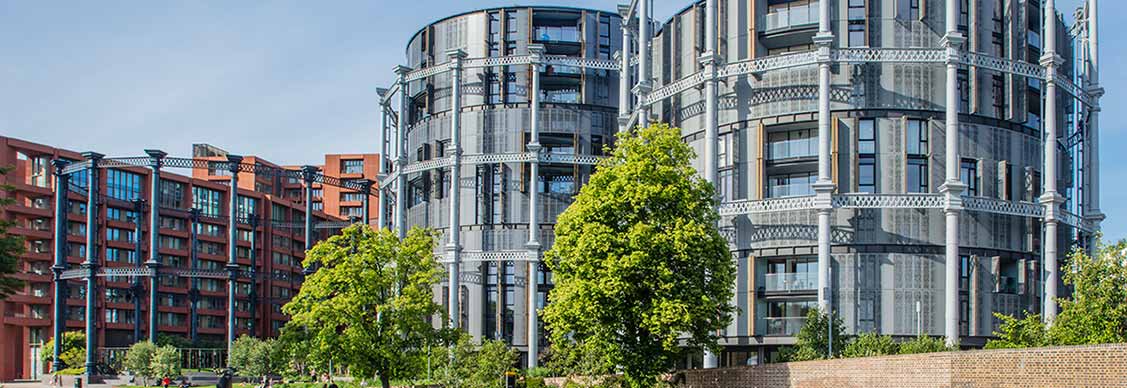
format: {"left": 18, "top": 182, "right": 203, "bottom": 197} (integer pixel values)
{"left": 784, "top": 309, "right": 848, "bottom": 361}
{"left": 985, "top": 312, "right": 1047, "bottom": 349}
{"left": 842, "top": 332, "right": 899, "bottom": 358}
{"left": 898, "top": 335, "right": 953, "bottom": 354}
{"left": 124, "top": 341, "right": 158, "bottom": 386}
{"left": 151, "top": 345, "right": 181, "bottom": 379}
{"left": 41, "top": 331, "right": 85, "bottom": 371}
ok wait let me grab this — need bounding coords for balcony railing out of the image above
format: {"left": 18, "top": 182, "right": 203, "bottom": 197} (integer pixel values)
{"left": 762, "top": 2, "right": 820, "bottom": 32}
{"left": 768, "top": 183, "right": 815, "bottom": 198}
{"left": 766, "top": 316, "right": 807, "bottom": 336}
{"left": 767, "top": 138, "right": 817, "bottom": 160}
{"left": 765, "top": 272, "right": 816, "bottom": 292}
{"left": 534, "top": 26, "right": 580, "bottom": 43}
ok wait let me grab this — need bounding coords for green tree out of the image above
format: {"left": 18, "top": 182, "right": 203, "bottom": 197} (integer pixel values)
{"left": 542, "top": 124, "right": 736, "bottom": 388}
{"left": 150, "top": 345, "right": 181, "bottom": 379}
{"left": 842, "top": 332, "right": 899, "bottom": 358}
{"left": 282, "top": 225, "right": 447, "bottom": 388}
{"left": 230, "top": 335, "right": 284, "bottom": 380}
{"left": 1049, "top": 239, "right": 1127, "bottom": 345}
{"left": 0, "top": 166, "right": 25, "bottom": 298}
{"left": 984, "top": 312, "right": 1048, "bottom": 349}
{"left": 785, "top": 309, "right": 848, "bottom": 361}
{"left": 542, "top": 339, "right": 614, "bottom": 378}
{"left": 124, "top": 341, "right": 158, "bottom": 386}
{"left": 41, "top": 331, "right": 85, "bottom": 372}
{"left": 897, "top": 335, "right": 952, "bottom": 354}
{"left": 433, "top": 334, "right": 518, "bottom": 388}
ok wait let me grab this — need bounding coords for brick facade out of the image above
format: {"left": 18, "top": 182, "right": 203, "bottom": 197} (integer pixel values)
{"left": 673, "top": 344, "right": 1127, "bottom": 388}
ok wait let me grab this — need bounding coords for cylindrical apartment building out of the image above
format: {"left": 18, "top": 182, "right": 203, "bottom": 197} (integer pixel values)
{"left": 384, "top": 6, "right": 623, "bottom": 366}
{"left": 380, "top": 0, "right": 1102, "bottom": 369}
{"left": 641, "top": 0, "right": 1101, "bottom": 365}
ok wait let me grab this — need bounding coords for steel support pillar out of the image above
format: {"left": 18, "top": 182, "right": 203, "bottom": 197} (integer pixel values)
{"left": 248, "top": 216, "right": 258, "bottom": 337}
{"left": 1085, "top": 0, "right": 1104, "bottom": 244}
{"left": 634, "top": 0, "right": 651, "bottom": 127}
{"left": 50, "top": 159, "right": 70, "bottom": 374}
{"left": 940, "top": 0, "right": 966, "bottom": 347}
{"left": 617, "top": 24, "right": 632, "bottom": 133}
{"left": 394, "top": 66, "right": 412, "bottom": 240}
{"left": 377, "top": 98, "right": 391, "bottom": 230}
{"left": 225, "top": 155, "right": 242, "bottom": 363}
{"left": 812, "top": 0, "right": 835, "bottom": 315}
{"left": 131, "top": 199, "right": 144, "bottom": 343}
{"left": 81, "top": 152, "right": 102, "bottom": 380}
{"left": 699, "top": 0, "right": 722, "bottom": 369}
{"left": 526, "top": 44, "right": 545, "bottom": 368}
{"left": 301, "top": 166, "right": 318, "bottom": 275}
{"left": 360, "top": 180, "right": 372, "bottom": 226}
{"left": 188, "top": 208, "right": 200, "bottom": 343}
{"left": 144, "top": 149, "right": 166, "bottom": 341}
{"left": 1040, "top": 0, "right": 1063, "bottom": 326}
{"left": 446, "top": 49, "right": 466, "bottom": 330}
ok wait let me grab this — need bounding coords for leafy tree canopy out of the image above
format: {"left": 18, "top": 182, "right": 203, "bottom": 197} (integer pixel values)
{"left": 124, "top": 341, "right": 159, "bottom": 386}
{"left": 842, "top": 332, "right": 898, "bottom": 358}
{"left": 282, "top": 225, "right": 448, "bottom": 388}
{"left": 785, "top": 309, "right": 848, "bottom": 361}
{"left": 1049, "top": 238, "right": 1127, "bottom": 345}
{"left": 542, "top": 124, "right": 736, "bottom": 388}
{"left": 0, "top": 166, "right": 25, "bottom": 297}
{"left": 984, "top": 312, "right": 1048, "bottom": 349}
{"left": 42, "top": 331, "right": 85, "bottom": 371}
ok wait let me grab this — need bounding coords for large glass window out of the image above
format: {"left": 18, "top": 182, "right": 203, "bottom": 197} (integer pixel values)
{"left": 341, "top": 159, "right": 364, "bottom": 174}
{"left": 858, "top": 119, "right": 876, "bottom": 193}
{"left": 237, "top": 195, "right": 257, "bottom": 220}
{"left": 106, "top": 169, "right": 142, "bottom": 201}
{"left": 767, "top": 128, "right": 816, "bottom": 160}
{"left": 192, "top": 187, "right": 222, "bottom": 217}
{"left": 906, "top": 119, "right": 929, "bottom": 193}
{"left": 159, "top": 180, "right": 183, "bottom": 209}
{"left": 767, "top": 172, "right": 816, "bottom": 198}
{"left": 765, "top": 300, "right": 815, "bottom": 336}
{"left": 961, "top": 159, "right": 979, "bottom": 196}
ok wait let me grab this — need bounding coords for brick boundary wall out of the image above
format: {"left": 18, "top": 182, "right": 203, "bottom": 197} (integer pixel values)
{"left": 674, "top": 344, "right": 1127, "bottom": 388}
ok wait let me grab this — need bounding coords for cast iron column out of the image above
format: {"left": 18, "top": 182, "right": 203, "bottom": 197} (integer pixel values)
{"left": 131, "top": 199, "right": 144, "bottom": 342}
{"left": 1040, "top": 0, "right": 1063, "bottom": 325}
{"left": 359, "top": 180, "right": 372, "bottom": 226}
{"left": 301, "top": 166, "right": 318, "bottom": 275}
{"left": 812, "top": 0, "right": 835, "bottom": 315}
{"left": 394, "top": 66, "right": 412, "bottom": 240}
{"left": 188, "top": 208, "right": 200, "bottom": 343}
{"left": 700, "top": 0, "right": 721, "bottom": 369}
{"left": 940, "top": 0, "right": 967, "bottom": 346}
{"left": 526, "top": 44, "right": 545, "bottom": 368}
{"left": 446, "top": 49, "right": 466, "bottom": 330}
{"left": 50, "top": 159, "right": 70, "bottom": 374}
{"left": 634, "top": 0, "right": 651, "bottom": 127}
{"left": 144, "top": 149, "right": 166, "bottom": 341}
{"left": 248, "top": 216, "right": 258, "bottom": 337}
{"left": 81, "top": 152, "right": 102, "bottom": 380}
{"left": 617, "top": 22, "right": 633, "bottom": 133}
{"left": 225, "top": 155, "right": 242, "bottom": 362}
{"left": 1086, "top": 0, "right": 1104, "bottom": 242}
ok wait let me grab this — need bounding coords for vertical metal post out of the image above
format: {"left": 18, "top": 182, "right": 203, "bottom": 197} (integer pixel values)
{"left": 248, "top": 216, "right": 258, "bottom": 337}
{"left": 940, "top": 0, "right": 967, "bottom": 347}
{"left": 635, "top": 0, "right": 651, "bottom": 127}
{"left": 700, "top": 0, "right": 721, "bottom": 369}
{"left": 812, "top": 0, "right": 835, "bottom": 315}
{"left": 50, "top": 159, "right": 70, "bottom": 374}
{"left": 1086, "top": 0, "right": 1104, "bottom": 241}
{"left": 1041, "top": 0, "right": 1063, "bottom": 325}
{"left": 131, "top": 199, "right": 144, "bottom": 343}
{"left": 301, "top": 166, "right": 318, "bottom": 275}
{"left": 188, "top": 208, "right": 200, "bottom": 343}
{"left": 225, "top": 155, "right": 242, "bottom": 361}
{"left": 447, "top": 49, "right": 466, "bottom": 330}
{"left": 617, "top": 20, "right": 632, "bottom": 133}
{"left": 394, "top": 66, "right": 412, "bottom": 240}
{"left": 526, "top": 44, "right": 544, "bottom": 368}
{"left": 360, "top": 180, "right": 372, "bottom": 226}
{"left": 81, "top": 152, "right": 102, "bottom": 380}
{"left": 144, "top": 149, "right": 166, "bottom": 341}
{"left": 377, "top": 92, "right": 391, "bottom": 231}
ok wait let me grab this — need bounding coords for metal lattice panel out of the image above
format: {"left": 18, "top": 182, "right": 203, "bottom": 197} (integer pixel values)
{"left": 718, "top": 196, "right": 817, "bottom": 216}
{"left": 832, "top": 193, "right": 946, "bottom": 209}
{"left": 167, "top": 269, "right": 229, "bottom": 279}
{"left": 380, "top": 171, "right": 398, "bottom": 189}
{"left": 100, "top": 157, "right": 151, "bottom": 169}
{"left": 100, "top": 267, "right": 154, "bottom": 277}
{"left": 962, "top": 196, "right": 1044, "bottom": 218}
{"left": 60, "top": 161, "right": 92, "bottom": 175}
{"left": 645, "top": 71, "right": 707, "bottom": 106}
{"left": 832, "top": 48, "right": 945, "bottom": 63}
{"left": 59, "top": 268, "right": 92, "bottom": 280}
{"left": 463, "top": 152, "right": 536, "bottom": 165}
{"left": 546, "top": 56, "right": 619, "bottom": 71}
{"left": 717, "top": 51, "right": 818, "bottom": 78}
{"left": 465, "top": 55, "right": 532, "bottom": 69}
{"left": 405, "top": 63, "right": 452, "bottom": 82}
{"left": 1058, "top": 209, "right": 1094, "bottom": 232}
{"left": 542, "top": 154, "right": 603, "bottom": 165}
{"left": 961, "top": 52, "right": 1047, "bottom": 79}
{"left": 402, "top": 157, "right": 453, "bottom": 175}
{"left": 1056, "top": 76, "right": 1090, "bottom": 106}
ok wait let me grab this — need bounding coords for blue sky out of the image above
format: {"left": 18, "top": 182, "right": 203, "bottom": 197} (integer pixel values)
{"left": 2, "top": 1, "right": 1122, "bottom": 238}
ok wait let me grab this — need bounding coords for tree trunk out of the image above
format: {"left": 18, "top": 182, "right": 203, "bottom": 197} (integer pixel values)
{"left": 379, "top": 373, "right": 390, "bottom": 388}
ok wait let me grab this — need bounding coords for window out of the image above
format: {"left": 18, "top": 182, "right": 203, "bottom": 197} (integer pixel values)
{"left": 958, "top": 0, "right": 969, "bottom": 32}
{"left": 718, "top": 132, "right": 737, "bottom": 201}
{"left": 311, "top": 188, "right": 323, "bottom": 200}
{"left": 767, "top": 129, "right": 816, "bottom": 160}
{"left": 106, "top": 169, "right": 142, "bottom": 201}
{"left": 341, "top": 192, "right": 365, "bottom": 202}
{"left": 341, "top": 159, "right": 364, "bottom": 174}
{"left": 107, "top": 228, "right": 135, "bottom": 243}
{"left": 909, "top": 0, "right": 922, "bottom": 19}
{"left": 858, "top": 119, "right": 876, "bottom": 193}
{"left": 767, "top": 172, "right": 816, "bottom": 198}
{"left": 992, "top": 75, "right": 1006, "bottom": 118}
{"left": 159, "top": 180, "right": 183, "bottom": 208}
{"left": 906, "top": 119, "right": 929, "bottom": 193}
{"left": 237, "top": 195, "right": 257, "bottom": 220}
{"left": 192, "top": 187, "right": 222, "bottom": 217}
{"left": 341, "top": 206, "right": 363, "bottom": 218}
{"left": 476, "top": 164, "right": 508, "bottom": 224}
{"left": 961, "top": 159, "right": 979, "bottom": 196}
{"left": 848, "top": 0, "right": 866, "bottom": 47}
{"left": 957, "top": 70, "right": 970, "bottom": 113}
{"left": 107, "top": 207, "right": 140, "bottom": 223}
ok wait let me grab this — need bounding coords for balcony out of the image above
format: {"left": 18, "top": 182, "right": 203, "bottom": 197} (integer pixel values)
{"left": 766, "top": 316, "right": 807, "bottom": 336}
{"left": 765, "top": 272, "right": 816, "bottom": 292}
{"left": 533, "top": 26, "right": 580, "bottom": 44}
{"left": 767, "top": 138, "right": 817, "bottom": 161}
{"left": 768, "top": 182, "right": 814, "bottom": 198}
{"left": 762, "top": 2, "right": 820, "bottom": 33}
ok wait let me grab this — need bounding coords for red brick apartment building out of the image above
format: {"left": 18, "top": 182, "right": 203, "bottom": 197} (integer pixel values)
{"left": 0, "top": 137, "right": 380, "bottom": 381}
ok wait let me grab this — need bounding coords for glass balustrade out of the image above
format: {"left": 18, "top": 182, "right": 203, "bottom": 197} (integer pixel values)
{"left": 764, "top": 272, "right": 817, "bottom": 292}
{"left": 765, "top": 316, "right": 807, "bottom": 336}
{"left": 763, "top": 2, "right": 820, "bottom": 32}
